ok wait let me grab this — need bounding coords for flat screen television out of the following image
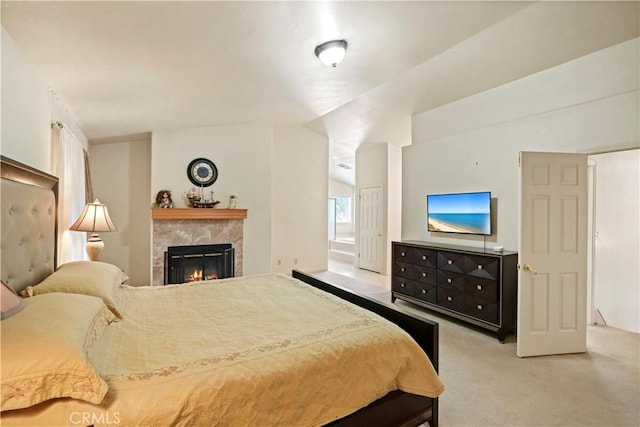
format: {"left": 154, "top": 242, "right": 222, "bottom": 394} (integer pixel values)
{"left": 427, "top": 191, "right": 492, "bottom": 235}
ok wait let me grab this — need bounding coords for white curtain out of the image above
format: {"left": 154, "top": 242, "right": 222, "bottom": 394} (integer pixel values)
{"left": 52, "top": 124, "right": 87, "bottom": 264}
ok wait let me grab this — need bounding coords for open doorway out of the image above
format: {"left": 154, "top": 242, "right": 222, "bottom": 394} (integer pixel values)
{"left": 328, "top": 179, "right": 356, "bottom": 265}
{"left": 588, "top": 148, "right": 639, "bottom": 334}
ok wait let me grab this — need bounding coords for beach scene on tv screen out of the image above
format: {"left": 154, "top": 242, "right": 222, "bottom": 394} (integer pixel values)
{"left": 427, "top": 192, "right": 491, "bottom": 235}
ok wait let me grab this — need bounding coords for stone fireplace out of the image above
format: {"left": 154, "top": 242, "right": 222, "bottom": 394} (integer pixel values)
{"left": 151, "top": 208, "right": 248, "bottom": 286}
{"left": 164, "top": 244, "right": 234, "bottom": 284}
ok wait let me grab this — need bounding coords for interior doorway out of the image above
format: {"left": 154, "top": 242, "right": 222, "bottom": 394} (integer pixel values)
{"left": 587, "top": 148, "right": 639, "bottom": 334}
{"left": 328, "top": 194, "right": 355, "bottom": 265}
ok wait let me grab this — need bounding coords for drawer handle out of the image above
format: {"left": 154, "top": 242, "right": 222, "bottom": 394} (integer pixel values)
{"left": 422, "top": 289, "right": 426, "bottom": 294}
{"left": 477, "top": 285, "right": 482, "bottom": 290}
{"left": 477, "top": 304, "right": 483, "bottom": 310}
{"left": 422, "top": 255, "right": 426, "bottom": 260}
{"left": 400, "top": 283, "right": 405, "bottom": 288}
{"left": 422, "top": 272, "right": 426, "bottom": 277}
{"left": 447, "top": 296, "right": 452, "bottom": 301}
{"left": 447, "top": 278, "right": 452, "bottom": 284}
{"left": 401, "top": 267, "right": 405, "bottom": 272}
{"left": 478, "top": 265, "right": 483, "bottom": 270}
{"left": 447, "top": 260, "right": 452, "bottom": 265}
{"left": 401, "top": 252, "right": 405, "bottom": 256}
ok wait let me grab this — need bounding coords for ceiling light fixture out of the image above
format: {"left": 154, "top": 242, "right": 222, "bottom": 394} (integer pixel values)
{"left": 315, "top": 40, "right": 348, "bottom": 68}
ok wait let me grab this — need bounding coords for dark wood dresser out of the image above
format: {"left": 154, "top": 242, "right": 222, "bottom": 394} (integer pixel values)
{"left": 391, "top": 240, "right": 518, "bottom": 341}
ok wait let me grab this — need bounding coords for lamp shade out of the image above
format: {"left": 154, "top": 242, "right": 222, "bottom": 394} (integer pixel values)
{"left": 315, "top": 40, "right": 348, "bottom": 68}
{"left": 69, "top": 199, "right": 117, "bottom": 232}
{"left": 1, "top": 281, "right": 24, "bottom": 319}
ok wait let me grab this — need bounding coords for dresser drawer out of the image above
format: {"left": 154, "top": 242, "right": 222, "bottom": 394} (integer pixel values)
{"left": 437, "top": 251, "right": 466, "bottom": 273}
{"left": 393, "top": 245, "right": 415, "bottom": 263}
{"left": 413, "top": 248, "right": 436, "bottom": 268}
{"left": 414, "top": 282, "right": 437, "bottom": 304}
{"left": 462, "top": 296, "right": 499, "bottom": 324}
{"left": 436, "top": 270, "right": 465, "bottom": 292}
{"left": 436, "top": 288, "right": 464, "bottom": 312}
{"left": 415, "top": 265, "right": 437, "bottom": 285}
{"left": 392, "top": 277, "right": 436, "bottom": 303}
{"left": 392, "top": 261, "right": 416, "bottom": 280}
{"left": 465, "top": 255, "right": 500, "bottom": 280}
{"left": 463, "top": 276, "right": 498, "bottom": 304}
{"left": 392, "top": 276, "right": 412, "bottom": 293}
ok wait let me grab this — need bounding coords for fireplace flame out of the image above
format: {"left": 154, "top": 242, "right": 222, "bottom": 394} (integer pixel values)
{"left": 188, "top": 270, "right": 203, "bottom": 282}
{"left": 187, "top": 270, "right": 219, "bottom": 282}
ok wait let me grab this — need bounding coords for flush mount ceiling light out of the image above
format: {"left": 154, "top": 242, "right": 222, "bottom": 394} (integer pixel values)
{"left": 314, "top": 39, "right": 348, "bottom": 68}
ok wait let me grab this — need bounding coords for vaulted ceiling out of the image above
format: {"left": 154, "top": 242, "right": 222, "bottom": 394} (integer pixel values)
{"left": 2, "top": 1, "right": 638, "bottom": 185}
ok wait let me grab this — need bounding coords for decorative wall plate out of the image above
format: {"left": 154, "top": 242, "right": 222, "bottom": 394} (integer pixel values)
{"left": 187, "top": 158, "right": 218, "bottom": 187}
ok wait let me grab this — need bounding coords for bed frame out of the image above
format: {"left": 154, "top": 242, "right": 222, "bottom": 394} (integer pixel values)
{"left": 0, "top": 156, "right": 440, "bottom": 427}
{"left": 1, "top": 156, "right": 58, "bottom": 293}
{"left": 293, "top": 270, "right": 440, "bottom": 427}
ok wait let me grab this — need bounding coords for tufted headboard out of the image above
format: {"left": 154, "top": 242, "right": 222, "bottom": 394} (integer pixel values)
{"left": 1, "top": 156, "right": 58, "bottom": 293}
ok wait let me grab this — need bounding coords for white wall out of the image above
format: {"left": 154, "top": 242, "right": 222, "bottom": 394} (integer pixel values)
{"left": 404, "top": 39, "right": 639, "bottom": 332}
{"left": 151, "top": 124, "right": 272, "bottom": 276}
{"left": 1, "top": 28, "right": 88, "bottom": 172}
{"left": 150, "top": 124, "right": 330, "bottom": 277}
{"left": 272, "top": 125, "right": 328, "bottom": 274}
{"left": 90, "top": 138, "right": 152, "bottom": 286}
{"left": 591, "top": 150, "right": 639, "bottom": 333}
{"left": 387, "top": 144, "right": 402, "bottom": 274}
{"left": 1, "top": 27, "right": 90, "bottom": 172}
{"left": 405, "top": 38, "right": 639, "bottom": 252}
{"left": 1, "top": 27, "right": 50, "bottom": 171}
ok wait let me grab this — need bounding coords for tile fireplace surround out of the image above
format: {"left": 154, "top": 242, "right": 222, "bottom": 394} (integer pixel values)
{"left": 151, "top": 208, "right": 248, "bottom": 286}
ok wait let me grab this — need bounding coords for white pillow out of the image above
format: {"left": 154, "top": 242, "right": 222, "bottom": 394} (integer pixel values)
{"left": 1, "top": 292, "right": 115, "bottom": 411}
{"left": 22, "top": 261, "right": 128, "bottom": 318}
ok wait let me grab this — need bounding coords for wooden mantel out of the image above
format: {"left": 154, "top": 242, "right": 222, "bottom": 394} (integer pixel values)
{"left": 151, "top": 208, "right": 248, "bottom": 220}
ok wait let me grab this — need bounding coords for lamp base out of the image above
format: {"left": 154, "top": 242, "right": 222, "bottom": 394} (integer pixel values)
{"left": 86, "top": 234, "right": 104, "bottom": 261}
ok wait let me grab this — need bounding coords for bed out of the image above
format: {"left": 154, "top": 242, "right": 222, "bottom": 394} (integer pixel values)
{"left": 0, "top": 155, "right": 443, "bottom": 427}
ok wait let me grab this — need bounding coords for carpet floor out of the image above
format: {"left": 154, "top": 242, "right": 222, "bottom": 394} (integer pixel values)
{"left": 315, "top": 261, "right": 640, "bottom": 427}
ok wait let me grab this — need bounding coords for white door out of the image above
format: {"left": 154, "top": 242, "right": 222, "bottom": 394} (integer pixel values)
{"left": 359, "top": 186, "right": 383, "bottom": 273}
{"left": 518, "top": 152, "right": 588, "bottom": 357}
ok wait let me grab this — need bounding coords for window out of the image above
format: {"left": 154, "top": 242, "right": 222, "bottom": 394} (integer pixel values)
{"left": 333, "top": 195, "right": 351, "bottom": 223}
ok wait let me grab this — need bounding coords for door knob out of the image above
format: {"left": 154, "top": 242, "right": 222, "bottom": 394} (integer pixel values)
{"left": 522, "top": 264, "right": 538, "bottom": 275}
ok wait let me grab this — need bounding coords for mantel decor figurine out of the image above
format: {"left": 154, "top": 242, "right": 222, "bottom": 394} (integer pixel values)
{"left": 155, "top": 190, "right": 174, "bottom": 208}
{"left": 228, "top": 194, "right": 238, "bottom": 209}
{"left": 186, "top": 187, "right": 220, "bottom": 208}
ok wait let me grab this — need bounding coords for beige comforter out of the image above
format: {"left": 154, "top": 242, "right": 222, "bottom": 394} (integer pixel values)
{"left": 3, "top": 273, "right": 443, "bottom": 426}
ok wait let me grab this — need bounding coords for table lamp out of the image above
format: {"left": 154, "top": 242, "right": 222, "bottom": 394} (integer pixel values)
{"left": 69, "top": 199, "right": 117, "bottom": 261}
